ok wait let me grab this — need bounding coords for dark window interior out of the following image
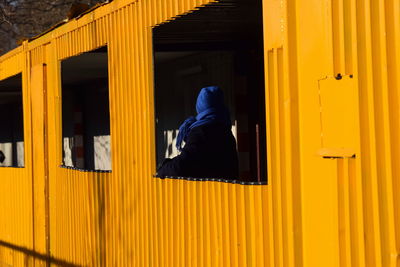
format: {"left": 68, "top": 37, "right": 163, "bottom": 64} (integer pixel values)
{"left": 0, "top": 73, "right": 24, "bottom": 167}
{"left": 153, "top": 0, "right": 266, "bottom": 182}
{"left": 61, "top": 46, "right": 112, "bottom": 171}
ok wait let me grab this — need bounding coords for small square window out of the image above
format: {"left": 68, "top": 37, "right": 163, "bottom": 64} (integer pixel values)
{"left": 61, "top": 47, "right": 111, "bottom": 171}
{"left": 0, "top": 73, "right": 24, "bottom": 167}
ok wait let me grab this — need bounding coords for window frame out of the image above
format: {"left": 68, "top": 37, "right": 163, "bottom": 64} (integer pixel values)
{"left": 150, "top": 2, "right": 268, "bottom": 185}
{"left": 59, "top": 46, "right": 112, "bottom": 173}
{"left": 0, "top": 72, "right": 26, "bottom": 168}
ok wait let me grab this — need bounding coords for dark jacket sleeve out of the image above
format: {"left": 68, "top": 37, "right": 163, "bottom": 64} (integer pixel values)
{"left": 156, "top": 127, "right": 204, "bottom": 178}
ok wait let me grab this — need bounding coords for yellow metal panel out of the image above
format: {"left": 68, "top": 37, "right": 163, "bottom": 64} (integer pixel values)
{"left": 31, "top": 63, "right": 48, "bottom": 258}
{"left": 0, "top": 49, "right": 34, "bottom": 264}
{"left": 263, "top": 0, "right": 284, "bottom": 49}
{"left": 318, "top": 76, "right": 358, "bottom": 151}
{"left": 0, "top": 0, "right": 399, "bottom": 266}
{"left": 385, "top": 0, "right": 400, "bottom": 264}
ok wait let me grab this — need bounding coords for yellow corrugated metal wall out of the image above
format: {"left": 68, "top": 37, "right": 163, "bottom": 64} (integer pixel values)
{"left": 0, "top": 0, "right": 398, "bottom": 266}
{"left": 263, "top": 0, "right": 400, "bottom": 266}
{"left": 0, "top": 46, "right": 35, "bottom": 266}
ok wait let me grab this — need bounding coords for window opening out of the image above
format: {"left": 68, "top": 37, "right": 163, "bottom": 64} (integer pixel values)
{"left": 0, "top": 73, "right": 24, "bottom": 167}
{"left": 61, "top": 46, "right": 111, "bottom": 171}
{"left": 153, "top": 0, "right": 266, "bottom": 182}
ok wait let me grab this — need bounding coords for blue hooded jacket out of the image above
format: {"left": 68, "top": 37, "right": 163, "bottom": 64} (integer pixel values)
{"left": 157, "top": 86, "right": 239, "bottom": 179}
{"left": 176, "top": 86, "right": 232, "bottom": 151}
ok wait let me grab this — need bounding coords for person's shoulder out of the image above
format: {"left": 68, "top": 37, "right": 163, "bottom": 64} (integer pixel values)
{"left": 187, "top": 123, "right": 219, "bottom": 139}
{"left": 192, "top": 122, "right": 232, "bottom": 138}
{"left": 196, "top": 122, "right": 227, "bottom": 131}
{"left": 187, "top": 124, "right": 207, "bottom": 139}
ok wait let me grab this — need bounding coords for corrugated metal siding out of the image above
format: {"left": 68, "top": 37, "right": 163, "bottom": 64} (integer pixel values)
{"left": 346, "top": 0, "right": 399, "bottom": 265}
{"left": 0, "top": 49, "right": 34, "bottom": 267}
{"left": 44, "top": 0, "right": 271, "bottom": 265}
{"left": 265, "top": 0, "right": 399, "bottom": 266}
{"left": 48, "top": 169, "right": 107, "bottom": 266}
{"left": 264, "top": 0, "right": 302, "bottom": 264}
{"left": 0, "top": 0, "right": 399, "bottom": 266}
{"left": 45, "top": 10, "right": 111, "bottom": 265}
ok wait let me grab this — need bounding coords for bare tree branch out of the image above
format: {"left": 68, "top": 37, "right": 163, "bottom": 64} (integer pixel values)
{"left": 0, "top": 0, "right": 105, "bottom": 55}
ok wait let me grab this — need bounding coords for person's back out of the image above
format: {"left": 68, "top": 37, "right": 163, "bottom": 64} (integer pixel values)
{"left": 157, "top": 122, "right": 238, "bottom": 179}
{"left": 156, "top": 86, "right": 239, "bottom": 179}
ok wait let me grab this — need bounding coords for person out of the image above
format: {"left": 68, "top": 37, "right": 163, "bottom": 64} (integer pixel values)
{"left": 156, "top": 86, "right": 239, "bottom": 179}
